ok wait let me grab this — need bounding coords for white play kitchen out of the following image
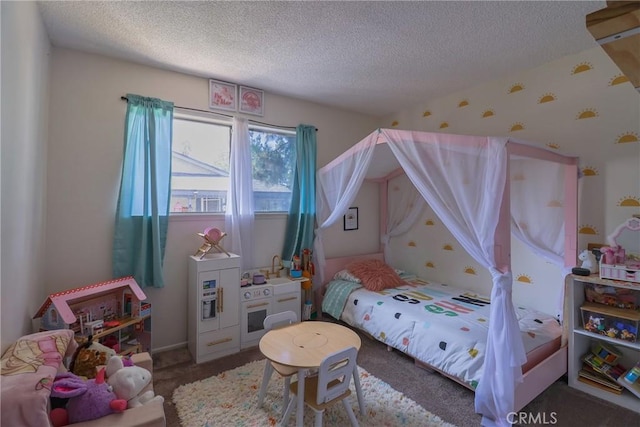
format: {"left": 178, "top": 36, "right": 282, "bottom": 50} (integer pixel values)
{"left": 188, "top": 252, "right": 301, "bottom": 364}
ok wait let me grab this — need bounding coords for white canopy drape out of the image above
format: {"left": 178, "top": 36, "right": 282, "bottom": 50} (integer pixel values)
{"left": 314, "top": 128, "right": 576, "bottom": 426}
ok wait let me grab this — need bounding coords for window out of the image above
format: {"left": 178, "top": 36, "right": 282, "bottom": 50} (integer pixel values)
{"left": 170, "top": 114, "right": 295, "bottom": 213}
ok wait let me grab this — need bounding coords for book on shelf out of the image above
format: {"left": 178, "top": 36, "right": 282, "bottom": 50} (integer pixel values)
{"left": 578, "top": 376, "right": 623, "bottom": 394}
{"left": 579, "top": 366, "right": 623, "bottom": 392}
{"left": 582, "top": 352, "right": 627, "bottom": 382}
{"left": 617, "top": 370, "right": 640, "bottom": 399}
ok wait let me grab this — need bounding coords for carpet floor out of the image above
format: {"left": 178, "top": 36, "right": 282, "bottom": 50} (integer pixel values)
{"left": 153, "top": 320, "right": 640, "bottom": 427}
{"left": 172, "top": 359, "right": 455, "bottom": 426}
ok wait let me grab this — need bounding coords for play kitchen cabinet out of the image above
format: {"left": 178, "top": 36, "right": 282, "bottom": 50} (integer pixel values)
{"left": 188, "top": 253, "right": 241, "bottom": 364}
{"left": 567, "top": 274, "right": 640, "bottom": 413}
{"left": 271, "top": 278, "right": 301, "bottom": 323}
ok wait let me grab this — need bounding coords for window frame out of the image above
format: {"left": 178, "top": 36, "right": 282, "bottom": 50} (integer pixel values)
{"left": 170, "top": 110, "right": 295, "bottom": 218}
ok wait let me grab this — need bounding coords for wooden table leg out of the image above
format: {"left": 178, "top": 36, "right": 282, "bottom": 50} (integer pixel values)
{"left": 296, "top": 368, "right": 305, "bottom": 426}
{"left": 353, "top": 365, "right": 365, "bottom": 415}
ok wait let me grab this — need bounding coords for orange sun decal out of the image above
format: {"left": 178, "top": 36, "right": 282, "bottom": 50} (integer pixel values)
{"left": 508, "top": 83, "right": 524, "bottom": 93}
{"left": 582, "top": 166, "right": 599, "bottom": 176}
{"left": 423, "top": 110, "right": 432, "bottom": 117}
{"left": 516, "top": 274, "right": 533, "bottom": 284}
{"left": 425, "top": 261, "right": 435, "bottom": 268}
{"left": 512, "top": 172, "right": 525, "bottom": 181}
{"left": 576, "top": 108, "right": 598, "bottom": 119}
{"left": 458, "top": 100, "right": 469, "bottom": 108}
{"left": 425, "top": 219, "right": 435, "bottom": 226}
{"left": 538, "top": 93, "right": 557, "bottom": 103}
{"left": 546, "top": 143, "right": 560, "bottom": 150}
{"left": 618, "top": 196, "right": 640, "bottom": 207}
{"left": 578, "top": 224, "right": 599, "bottom": 235}
{"left": 547, "top": 200, "right": 562, "bottom": 207}
{"left": 571, "top": 62, "right": 593, "bottom": 74}
{"left": 408, "top": 241, "right": 417, "bottom": 247}
{"left": 482, "top": 110, "right": 494, "bottom": 118}
{"left": 391, "top": 120, "right": 399, "bottom": 127}
{"left": 609, "top": 74, "right": 630, "bottom": 86}
{"left": 439, "top": 122, "right": 449, "bottom": 129}
{"left": 443, "top": 244, "right": 454, "bottom": 251}
{"left": 510, "top": 122, "right": 525, "bottom": 132}
{"left": 464, "top": 266, "right": 477, "bottom": 275}
{"left": 616, "top": 132, "right": 639, "bottom": 144}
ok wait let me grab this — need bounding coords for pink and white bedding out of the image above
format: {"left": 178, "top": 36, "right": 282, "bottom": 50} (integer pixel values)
{"left": 324, "top": 275, "right": 562, "bottom": 389}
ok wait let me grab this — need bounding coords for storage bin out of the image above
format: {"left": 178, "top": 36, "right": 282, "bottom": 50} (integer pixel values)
{"left": 584, "top": 283, "right": 640, "bottom": 309}
{"left": 581, "top": 302, "right": 640, "bottom": 343}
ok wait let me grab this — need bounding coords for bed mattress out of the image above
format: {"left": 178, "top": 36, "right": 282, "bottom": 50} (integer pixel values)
{"left": 325, "top": 276, "right": 562, "bottom": 389}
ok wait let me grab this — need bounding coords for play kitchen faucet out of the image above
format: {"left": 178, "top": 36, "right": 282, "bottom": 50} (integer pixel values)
{"left": 256, "top": 255, "right": 286, "bottom": 280}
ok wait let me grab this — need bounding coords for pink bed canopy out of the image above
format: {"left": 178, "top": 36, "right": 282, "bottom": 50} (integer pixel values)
{"left": 313, "top": 128, "right": 578, "bottom": 426}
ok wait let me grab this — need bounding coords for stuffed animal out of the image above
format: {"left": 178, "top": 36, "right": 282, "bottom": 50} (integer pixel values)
{"left": 49, "top": 368, "right": 127, "bottom": 426}
{"left": 579, "top": 249, "right": 599, "bottom": 274}
{"left": 69, "top": 336, "right": 116, "bottom": 379}
{"left": 105, "top": 355, "right": 164, "bottom": 408}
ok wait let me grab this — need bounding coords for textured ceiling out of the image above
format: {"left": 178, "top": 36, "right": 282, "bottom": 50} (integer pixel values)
{"left": 37, "top": 1, "right": 605, "bottom": 117}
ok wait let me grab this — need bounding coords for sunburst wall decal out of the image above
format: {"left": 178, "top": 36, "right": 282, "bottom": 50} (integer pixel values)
{"left": 443, "top": 244, "right": 454, "bottom": 251}
{"left": 510, "top": 122, "right": 525, "bottom": 132}
{"left": 425, "top": 261, "right": 435, "bottom": 268}
{"left": 508, "top": 83, "right": 524, "bottom": 93}
{"left": 408, "top": 241, "right": 417, "bottom": 247}
{"left": 391, "top": 120, "right": 399, "bottom": 127}
{"left": 546, "top": 143, "right": 560, "bottom": 150}
{"left": 618, "top": 196, "right": 640, "bottom": 207}
{"left": 609, "top": 74, "right": 630, "bottom": 86}
{"left": 423, "top": 110, "right": 432, "bottom": 117}
{"left": 616, "top": 132, "right": 639, "bottom": 144}
{"left": 571, "top": 62, "right": 593, "bottom": 74}
{"left": 482, "top": 110, "right": 494, "bottom": 118}
{"left": 464, "top": 266, "right": 477, "bottom": 275}
{"left": 576, "top": 108, "right": 598, "bottom": 119}
{"left": 458, "top": 100, "right": 469, "bottom": 108}
{"left": 425, "top": 219, "right": 435, "bottom": 226}
{"left": 578, "top": 224, "right": 599, "bottom": 235}
{"left": 538, "top": 93, "right": 557, "bottom": 103}
{"left": 516, "top": 274, "right": 533, "bottom": 284}
{"left": 582, "top": 166, "right": 599, "bottom": 176}
{"left": 439, "top": 122, "right": 449, "bottom": 129}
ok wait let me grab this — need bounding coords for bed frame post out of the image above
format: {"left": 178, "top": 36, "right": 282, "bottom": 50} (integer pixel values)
{"left": 495, "top": 149, "right": 511, "bottom": 272}
{"left": 564, "top": 163, "right": 578, "bottom": 267}
{"left": 379, "top": 179, "right": 388, "bottom": 254}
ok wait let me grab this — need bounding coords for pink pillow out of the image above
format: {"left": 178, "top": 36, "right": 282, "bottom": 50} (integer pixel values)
{"left": 346, "top": 259, "right": 405, "bottom": 291}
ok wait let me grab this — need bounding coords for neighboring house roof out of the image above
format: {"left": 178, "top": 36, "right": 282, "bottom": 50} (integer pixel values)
{"left": 33, "top": 276, "right": 147, "bottom": 325}
{"left": 172, "top": 151, "right": 229, "bottom": 177}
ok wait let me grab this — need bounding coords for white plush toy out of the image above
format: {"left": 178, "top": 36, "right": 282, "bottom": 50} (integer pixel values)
{"left": 105, "top": 356, "right": 164, "bottom": 408}
{"left": 579, "top": 249, "right": 599, "bottom": 274}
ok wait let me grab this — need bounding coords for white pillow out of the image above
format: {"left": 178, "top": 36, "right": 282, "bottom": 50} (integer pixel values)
{"left": 333, "top": 269, "right": 361, "bottom": 283}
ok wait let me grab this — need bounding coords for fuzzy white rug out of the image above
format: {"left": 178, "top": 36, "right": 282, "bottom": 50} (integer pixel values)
{"left": 173, "top": 359, "right": 457, "bottom": 427}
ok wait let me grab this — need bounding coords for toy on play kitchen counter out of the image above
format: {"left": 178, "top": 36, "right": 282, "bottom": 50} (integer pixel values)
{"left": 599, "top": 217, "right": 640, "bottom": 283}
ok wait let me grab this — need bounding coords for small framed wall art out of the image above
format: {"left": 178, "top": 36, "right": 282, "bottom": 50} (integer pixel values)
{"left": 239, "top": 85, "right": 264, "bottom": 116}
{"left": 209, "top": 79, "right": 237, "bottom": 112}
{"left": 344, "top": 207, "right": 359, "bottom": 231}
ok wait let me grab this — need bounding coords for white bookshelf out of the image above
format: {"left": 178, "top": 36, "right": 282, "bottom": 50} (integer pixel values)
{"left": 568, "top": 274, "right": 640, "bottom": 413}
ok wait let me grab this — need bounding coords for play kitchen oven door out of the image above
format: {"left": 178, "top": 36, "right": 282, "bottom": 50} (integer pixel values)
{"left": 201, "top": 278, "right": 218, "bottom": 321}
{"left": 240, "top": 289, "right": 272, "bottom": 348}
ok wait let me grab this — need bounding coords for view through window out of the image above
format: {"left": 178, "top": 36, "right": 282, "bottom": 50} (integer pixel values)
{"left": 171, "top": 115, "right": 295, "bottom": 213}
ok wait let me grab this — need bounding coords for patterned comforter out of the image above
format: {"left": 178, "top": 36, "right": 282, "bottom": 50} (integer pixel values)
{"left": 323, "top": 276, "right": 561, "bottom": 389}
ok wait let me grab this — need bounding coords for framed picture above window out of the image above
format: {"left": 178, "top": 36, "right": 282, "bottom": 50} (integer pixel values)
{"left": 239, "top": 85, "right": 264, "bottom": 116}
{"left": 209, "top": 79, "right": 237, "bottom": 112}
{"left": 344, "top": 207, "right": 359, "bottom": 231}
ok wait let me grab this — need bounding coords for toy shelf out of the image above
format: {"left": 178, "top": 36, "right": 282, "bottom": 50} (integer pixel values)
{"left": 568, "top": 274, "right": 640, "bottom": 413}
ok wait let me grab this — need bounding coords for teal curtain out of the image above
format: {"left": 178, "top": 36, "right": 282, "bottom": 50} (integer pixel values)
{"left": 282, "top": 124, "right": 317, "bottom": 263}
{"left": 113, "top": 94, "right": 174, "bottom": 288}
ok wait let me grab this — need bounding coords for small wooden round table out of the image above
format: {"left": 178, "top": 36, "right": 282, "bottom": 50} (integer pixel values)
{"left": 259, "top": 321, "right": 365, "bottom": 426}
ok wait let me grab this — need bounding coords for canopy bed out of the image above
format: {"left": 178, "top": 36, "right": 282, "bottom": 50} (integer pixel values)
{"left": 312, "top": 128, "right": 578, "bottom": 426}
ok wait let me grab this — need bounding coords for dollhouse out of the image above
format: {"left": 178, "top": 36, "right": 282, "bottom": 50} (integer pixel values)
{"left": 33, "top": 276, "right": 152, "bottom": 354}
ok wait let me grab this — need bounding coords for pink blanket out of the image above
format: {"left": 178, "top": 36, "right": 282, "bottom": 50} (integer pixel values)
{"left": 1, "top": 329, "right": 77, "bottom": 427}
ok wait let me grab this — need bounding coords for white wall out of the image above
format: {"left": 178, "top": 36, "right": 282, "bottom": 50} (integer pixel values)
{"left": 1, "top": 1, "right": 51, "bottom": 352}
{"left": 45, "top": 48, "right": 379, "bottom": 350}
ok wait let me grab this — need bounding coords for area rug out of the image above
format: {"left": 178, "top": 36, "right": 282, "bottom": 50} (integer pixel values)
{"left": 173, "top": 359, "right": 456, "bottom": 427}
